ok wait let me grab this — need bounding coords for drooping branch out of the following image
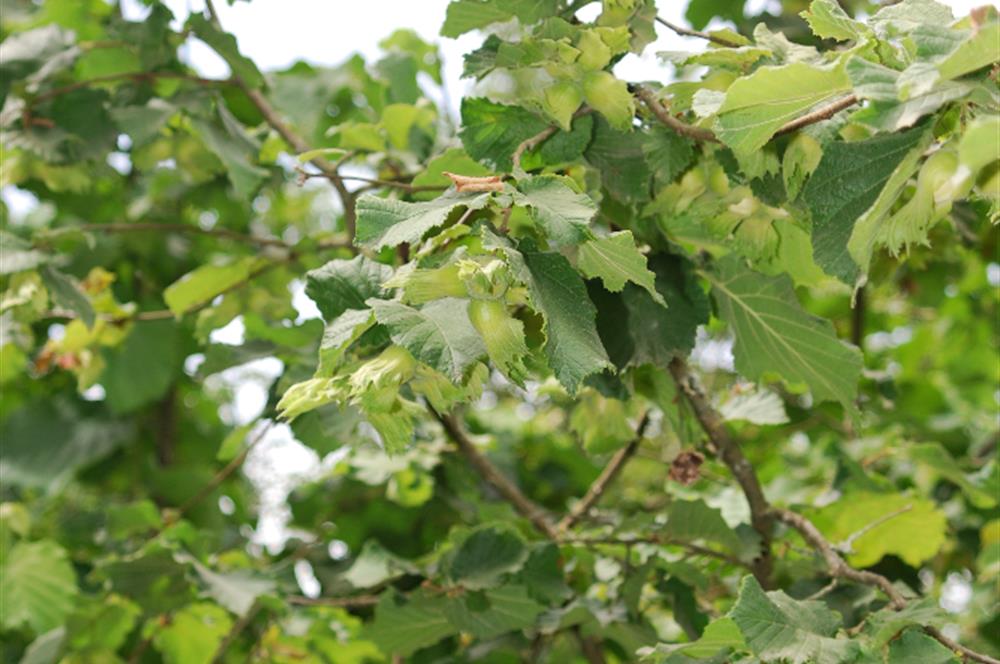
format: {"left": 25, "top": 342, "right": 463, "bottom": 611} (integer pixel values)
{"left": 564, "top": 535, "right": 749, "bottom": 569}
{"left": 655, "top": 16, "right": 742, "bottom": 48}
{"left": 634, "top": 84, "right": 859, "bottom": 144}
{"left": 557, "top": 413, "right": 651, "bottom": 532}
{"left": 631, "top": 85, "right": 719, "bottom": 142}
{"left": 430, "top": 407, "right": 560, "bottom": 539}
{"left": 511, "top": 108, "right": 594, "bottom": 173}
{"left": 668, "top": 358, "right": 774, "bottom": 586}
{"left": 771, "top": 508, "right": 1000, "bottom": 664}
{"left": 30, "top": 71, "right": 233, "bottom": 105}
{"left": 202, "top": 1, "right": 359, "bottom": 239}
{"left": 771, "top": 508, "right": 906, "bottom": 609}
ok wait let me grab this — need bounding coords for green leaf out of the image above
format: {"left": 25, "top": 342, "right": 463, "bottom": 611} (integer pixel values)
{"left": 646, "top": 617, "right": 746, "bottom": 659}
{"left": 597, "top": 253, "right": 709, "bottom": 368}
{"left": 729, "top": 576, "right": 858, "bottom": 664}
{"left": 685, "top": 0, "right": 743, "bottom": 30}
{"left": 801, "top": 0, "right": 871, "bottom": 41}
{"left": 0, "top": 399, "right": 134, "bottom": 491}
{"left": 0, "top": 25, "right": 76, "bottom": 104}
{"left": 19, "top": 628, "right": 66, "bottom": 664}
{"left": 152, "top": 602, "right": 233, "bottom": 664}
{"left": 803, "top": 124, "right": 929, "bottom": 282}
{"left": 65, "top": 595, "right": 141, "bottom": 652}
{"left": 887, "top": 628, "right": 959, "bottom": 663}
{"left": 810, "top": 492, "right": 947, "bottom": 567}
{"left": 865, "top": 597, "right": 947, "bottom": 647}
{"left": 577, "top": 231, "right": 663, "bottom": 304}
{"left": 317, "top": 308, "right": 377, "bottom": 375}
{"left": 368, "top": 298, "right": 485, "bottom": 381}
{"left": 447, "top": 525, "right": 529, "bottom": 589}
{"left": 355, "top": 191, "right": 492, "bottom": 251}
{"left": 410, "top": 147, "right": 492, "bottom": 197}
{"left": 305, "top": 255, "right": 393, "bottom": 322}
{"left": 459, "top": 97, "right": 549, "bottom": 171}
{"left": 909, "top": 442, "right": 998, "bottom": 508}
{"left": 40, "top": 265, "right": 94, "bottom": 328}
{"left": 186, "top": 14, "right": 264, "bottom": 88}
{"left": 514, "top": 175, "right": 596, "bottom": 246}
{"left": 365, "top": 591, "right": 457, "bottom": 656}
{"left": 585, "top": 116, "right": 651, "bottom": 203}
{"left": 706, "top": 257, "right": 862, "bottom": 409}
{"left": 163, "top": 257, "right": 261, "bottom": 317}
{"left": 581, "top": 70, "right": 635, "bottom": 132}
{"left": 643, "top": 127, "right": 695, "bottom": 188}
{"left": 665, "top": 500, "right": 743, "bottom": 554}
{"left": 0, "top": 540, "right": 78, "bottom": 634}
{"left": 441, "top": 0, "right": 559, "bottom": 38}
{"left": 191, "top": 560, "right": 275, "bottom": 617}
{"left": 101, "top": 320, "right": 180, "bottom": 415}
{"left": 190, "top": 107, "right": 269, "bottom": 198}
{"left": 343, "top": 540, "right": 418, "bottom": 589}
{"left": 716, "top": 63, "right": 852, "bottom": 157}
{"left": 513, "top": 245, "right": 612, "bottom": 393}
{"left": 569, "top": 390, "right": 634, "bottom": 454}
{"left": 937, "top": 22, "right": 1000, "bottom": 82}
{"left": 443, "top": 585, "right": 544, "bottom": 639}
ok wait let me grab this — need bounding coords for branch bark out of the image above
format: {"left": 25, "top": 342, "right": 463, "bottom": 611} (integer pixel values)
{"left": 668, "top": 358, "right": 774, "bottom": 586}
{"left": 557, "top": 413, "right": 650, "bottom": 532}
{"left": 655, "top": 16, "right": 742, "bottom": 48}
{"left": 771, "top": 508, "right": 1000, "bottom": 664}
{"left": 430, "top": 407, "right": 559, "bottom": 539}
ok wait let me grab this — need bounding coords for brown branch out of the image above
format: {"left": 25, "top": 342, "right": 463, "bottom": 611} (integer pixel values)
{"left": 924, "top": 627, "right": 1000, "bottom": 664}
{"left": 173, "top": 422, "right": 274, "bottom": 519}
{"left": 201, "top": 0, "right": 357, "bottom": 240}
{"left": 557, "top": 413, "right": 651, "bottom": 532}
{"left": 632, "top": 85, "right": 719, "bottom": 142}
{"left": 668, "top": 358, "right": 774, "bottom": 586}
{"left": 574, "top": 628, "right": 607, "bottom": 664}
{"left": 655, "top": 16, "right": 742, "bottom": 48}
{"left": 634, "top": 85, "right": 858, "bottom": 144}
{"left": 773, "top": 94, "right": 859, "bottom": 137}
{"left": 302, "top": 171, "right": 447, "bottom": 193}
{"left": 31, "top": 71, "right": 231, "bottom": 105}
{"left": 771, "top": 508, "right": 906, "bottom": 608}
{"left": 210, "top": 599, "right": 264, "bottom": 664}
{"left": 511, "top": 108, "right": 594, "bottom": 173}
{"left": 430, "top": 407, "right": 559, "bottom": 540}
{"left": 563, "top": 535, "right": 749, "bottom": 569}
{"left": 771, "top": 508, "right": 1000, "bottom": 664}
{"left": 286, "top": 595, "right": 380, "bottom": 608}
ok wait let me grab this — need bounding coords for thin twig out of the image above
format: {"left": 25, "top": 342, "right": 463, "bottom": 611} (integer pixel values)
{"left": 634, "top": 84, "right": 858, "bottom": 144}
{"left": 31, "top": 71, "right": 231, "bottom": 105}
{"left": 300, "top": 170, "right": 448, "bottom": 193}
{"left": 632, "top": 85, "right": 719, "bottom": 142}
{"left": 924, "top": 627, "right": 1000, "bottom": 664}
{"left": 655, "top": 16, "right": 742, "bottom": 48}
{"left": 430, "top": 407, "right": 559, "bottom": 539}
{"left": 210, "top": 599, "right": 264, "bottom": 664}
{"left": 564, "top": 535, "right": 749, "bottom": 569}
{"left": 669, "top": 358, "right": 774, "bottom": 586}
{"left": 772, "top": 508, "right": 907, "bottom": 608}
{"left": 286, "top": 595, "right": 380, "bottom": 608}
{"left": 557, "top": 413, "right": 651, "bottom": 532}
{"left": 203, "top": 0, "right": 358, "bottom": 240}
{"left": 511, "top": 108, "right": 594, "bottom": 174}
{"left": 174, "top": 421, "right": 274, "bottom": 519}
{"left": 771, "top": 508, "right": 1000, "bottom": 663}
{"left": 773, "top": 94, "right": 859, "bottom": 136}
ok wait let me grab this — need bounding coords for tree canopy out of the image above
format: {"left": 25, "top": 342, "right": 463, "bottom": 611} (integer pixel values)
{"left": 1, "top": 0, "right": 998, "bottom": 662}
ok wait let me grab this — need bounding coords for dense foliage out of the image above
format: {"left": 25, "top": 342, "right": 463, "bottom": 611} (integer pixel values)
{"left": 1, "top": 0, "right": 998, "bottom": 662}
